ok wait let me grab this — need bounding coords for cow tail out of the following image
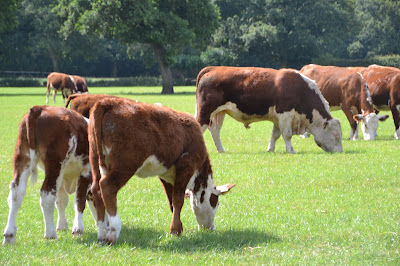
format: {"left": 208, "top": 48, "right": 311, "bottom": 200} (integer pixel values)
{"left": 357, "top": 72, "right": 373, "bottom": 109}
{"left": 65, "top": 94, "right": 80, "bottom": 108}
{"left": 90, "top": 103, "right": 108, "bottom": 178}
{"left": 27, "top": 106, "right": 42, "bottom": 185}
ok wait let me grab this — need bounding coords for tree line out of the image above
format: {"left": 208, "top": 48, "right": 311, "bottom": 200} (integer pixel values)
{"left": 1, "top": 0, "right": 399, "bottom": 93}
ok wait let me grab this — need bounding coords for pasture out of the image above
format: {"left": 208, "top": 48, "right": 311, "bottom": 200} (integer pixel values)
{"left": 0, "top": 86, "right": 399, "bottom": 264}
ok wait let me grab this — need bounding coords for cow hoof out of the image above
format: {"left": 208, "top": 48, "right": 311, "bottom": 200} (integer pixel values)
{"left": 3, "top": 233, "right": 16, "bottom": 245}
{"left": 72, "top": 229, "right": 83, "bottom": 236}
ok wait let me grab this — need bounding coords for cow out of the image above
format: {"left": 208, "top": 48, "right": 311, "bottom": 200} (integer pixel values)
{"left": 195, "top": 66, "right": 343, "bottom": 153}
{"left": 72, "top": 75, "right": 89, "bottom": 94}
{"left": 46, "top": 72, "right": 87, "bottom": 104}
{"left": 65, "top": 94, "right": 121, "bottom": 118}
{"left": 3, "top": 106, "right": 96, "bottom": 244}
{"left": 300, "top": 64, "right": 389, "bottom": 140}
{"left": 88, "top": 97, "right": 235, "bottom": 244}
{"left": 362, "top": 64, "right": 400, "bottom": 139}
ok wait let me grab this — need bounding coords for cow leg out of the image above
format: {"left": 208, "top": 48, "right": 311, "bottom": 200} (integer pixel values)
{"left": 52, "top": 89, "right": 57, "bottom": 103}
{"left": 209, "top": 112, "right": 226, "bottom": 153}
{"left": 160, "top": 178, "right": 174, "bottom": 212}
{"left": 3, "top": 168, "right": 30, "bottom": 245}
{"left": 280, "top": 125, "right": 295, "bottom": 154}
{"left": 46, "top": 84, "right": 50, "bottom": 104}
{"left": 267, "top": 125, "right": 281, "bottom": 152}
{"left": 390, "top": 104, "right": 400, "bottom": 139}
{"left": 343, "top": 107, "right": 359, "bottom": 140}
{"left": 169, "top": 153, "right": 195, "bottom": 235}
{"left": 72, "top": 174, "right": 92, "bottom": 235}
{"left": 40, "top": 190, "right": 57, "bottom": 239}
{"left": 55, "top": 185, "right": 69, "bottom": 231}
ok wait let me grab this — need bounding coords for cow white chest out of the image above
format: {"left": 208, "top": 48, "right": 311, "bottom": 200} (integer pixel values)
{"left": 134, "top": 155, "right": 176, "bottom": 184}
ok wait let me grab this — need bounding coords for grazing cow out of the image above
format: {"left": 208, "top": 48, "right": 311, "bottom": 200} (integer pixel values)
{"left": 46, "top": 72, "right": 86, "bottom": 104}
{"left": 3, "top": 106, "right": 96, "bottom": 244}
{"left": 65, "top": 94, "right": 120, "bottom": 118}
{"left": 72, "top": 75, "right": 89, "bottom": 94}
{"left": 88, "top": 97, "right": 235, "bottom": 244}
{"left": 195, "top": 66, "right": 343, "bottom": 153}
{"left": 300, "top": 64, "right": 388, "bottom": 140}
{"left": 362, "top": 64, "right": 400, "bottom": 139}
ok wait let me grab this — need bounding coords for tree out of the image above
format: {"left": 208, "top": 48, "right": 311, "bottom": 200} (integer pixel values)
{"left": 59, "top": 0, "right": 220, "bottom": 94}
{"left": 0, "top": 0, "right": 20, "bottom": 37}
{"left": 212, "top": 0, "right": 356, "bottom": 68}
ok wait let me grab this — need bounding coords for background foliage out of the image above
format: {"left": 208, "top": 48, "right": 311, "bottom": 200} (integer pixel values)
{"left": 1, "top": 0, "right": 400, "bottom": 91}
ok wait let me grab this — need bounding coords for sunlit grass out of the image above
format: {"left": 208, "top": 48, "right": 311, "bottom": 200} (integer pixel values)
{"left": 0, "top": 86, "right": 399, "bottom": 264}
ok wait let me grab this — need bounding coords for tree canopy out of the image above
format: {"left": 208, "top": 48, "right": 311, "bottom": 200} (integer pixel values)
{"left": 1, "top": 0, "right": 400, "bottom": 92}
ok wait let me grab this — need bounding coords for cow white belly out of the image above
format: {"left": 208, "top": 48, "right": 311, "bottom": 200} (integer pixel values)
{"left": 134, "top": 155, "right": 176, "bottom": 184}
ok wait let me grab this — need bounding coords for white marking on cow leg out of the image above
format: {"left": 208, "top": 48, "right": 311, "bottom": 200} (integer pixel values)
{"left": 40, "top": 191, "right": 57, "bottom": 239}
{"left": 350, "top": 125, "right": 359, "bottom": 141}
{"left": 267, "top": 125, "right": 281, "bottom": 152}
{"left": 56, "top": 186, "right": 69, "bottom": 231}
{"left": 97, "top": 220, "right": 108, "bottom": 242}
{"left": 395, "top": 128, "right": 400, "bottom": 140}
{"left": 72, "top": 195, "right": 84, "bottom": 235}
{"left": 209, "top": 112, "right": 226, "bottom": 153}
{"left": 106, "top": 213, "right": 121, "bottom": 244}
{"left": 279, "top": 118, "right": 295, "bottom": 153}
{"left": 29, "top": 148, "right": 38, "bottom": 185}
{"left": 3, "top": 168, "right": 30, "bottom": 245}
{"left": 301, "top": 132, "right": 311, "bottom": 138}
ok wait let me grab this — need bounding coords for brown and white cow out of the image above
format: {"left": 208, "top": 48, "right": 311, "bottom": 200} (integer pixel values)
{"left": 3, "top": 106, "right": 96, "bottom": 244}
{"left": 362, "top": 64, "right": 400, "bottom": 139}
{"left": 195, "top": 66, "right": 343, "bottom": 153}
{"left": 300, "top": 64, "right": 389, "bottom": 140}
{"left": 65, "top": 94, "right": 121, "bottom": 118}
{"left": 88, "top": 97, "right": 234, "bottom": 244}
{"left": 72, "top": 75, "right": 89, "bottom": 94}
{"left": 46, "top": 72, "right": 87, "bottom": 104}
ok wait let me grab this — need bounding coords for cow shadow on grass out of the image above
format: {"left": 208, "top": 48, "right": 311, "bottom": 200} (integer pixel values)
{"left": 77, "top": 227, "right": 280, "bottom": 252}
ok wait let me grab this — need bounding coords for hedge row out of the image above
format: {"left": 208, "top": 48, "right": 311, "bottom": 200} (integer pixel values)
{"left": 0, "top": 76, "right": 163, "bottom": 87}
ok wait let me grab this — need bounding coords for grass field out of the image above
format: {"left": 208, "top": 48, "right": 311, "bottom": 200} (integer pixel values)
{"left": 0, "top": 86, "right": 399, "bottom": 264}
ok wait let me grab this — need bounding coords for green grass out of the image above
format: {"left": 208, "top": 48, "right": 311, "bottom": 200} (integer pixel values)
{"left": 0, "top": 86, "right": 399, "bottom": 264}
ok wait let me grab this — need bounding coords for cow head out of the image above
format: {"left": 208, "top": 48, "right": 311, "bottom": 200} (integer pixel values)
{"left": 353, "top": 113, "right": 389, "bottom": 140}
{"left": 186, "top": 177, "right": 235, "bottom": 230}
{"left": 313, "top": 118, "right": 343, "bottom": 152}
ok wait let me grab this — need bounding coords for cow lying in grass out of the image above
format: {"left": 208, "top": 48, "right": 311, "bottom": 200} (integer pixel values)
{"left": 88, "top": 97, "right": 235, "bottom": 244}
{"left": 3, "top": 106, "right": 96, "bottom": 244}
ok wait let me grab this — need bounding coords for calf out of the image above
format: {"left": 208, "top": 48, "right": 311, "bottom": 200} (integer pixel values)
{"left": 362, "top": 64, "right": 400, "bottom": 139}
{"left": 300, "top": 64, "right": 388, "bottom": 140}
{"left": 195, "top": 66, "right": 343, "bottom": 153}
{"left": 88, "top": 97, "right": 234, "bottom": 244}
{"left": 46, "top": 72, "right": 86, "bottom": 104}
{"left": 3, "top": 106, "right": 96, "bottom": 244}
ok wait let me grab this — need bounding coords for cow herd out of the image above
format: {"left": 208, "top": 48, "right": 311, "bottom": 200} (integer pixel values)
{"left": 3, "top": 64, "right": 400, "bottom": 245}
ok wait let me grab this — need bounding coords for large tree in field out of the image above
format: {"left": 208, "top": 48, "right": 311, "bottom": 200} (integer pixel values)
{"left": 63, "top": 0, "right": 220, "bottom": 94}
{"left": 0, "top": 0, "right": 20, "bottom": 36}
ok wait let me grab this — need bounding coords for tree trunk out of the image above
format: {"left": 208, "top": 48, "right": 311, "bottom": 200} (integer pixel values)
{"left": 48, "top": 46, "right": 59, "bottom": 72}
{"left": 152, "top": 44, "right": 174, "bottom": 94}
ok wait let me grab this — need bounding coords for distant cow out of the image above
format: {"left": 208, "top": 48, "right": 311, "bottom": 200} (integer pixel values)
{"left": 362, "top": 64, "right": 400, "bottom": 139}
{"left": 3, "top": 106, "right": 96, "bottom": 244}
{"left": 195, "top": 66, "right": 343, "bottom": 153}
{"left": 72, "top": 75, "right": 89, "bottom": 94}
{"left": 300, "top": 64, "right": 388, "bottom": 140}
{"left": 88, "top": 97, "right": 234, "bottom": 244}
{"left": 65, "top": 94, "right": 120, "bottom": 118}
{"left": 46, "top": 72, "right": 87, "bottom": 104}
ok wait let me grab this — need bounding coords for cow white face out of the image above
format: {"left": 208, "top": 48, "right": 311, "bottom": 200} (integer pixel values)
{"left": 353, "top": 113, "right": 389, "bottom": 140}
{"left": 187, "top": 176, "right": 235, "bottom": 230}
{"left": 313, "top": 118, "right": 343, "bottom": 152}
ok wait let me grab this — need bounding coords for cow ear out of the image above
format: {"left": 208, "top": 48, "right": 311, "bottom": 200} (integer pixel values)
{"left": 353, "top": 114, "right": 364, "bottom": 122}
{"left": 214, "top": 184, "right": 236, "bottom": 196}
{"left": 378, "top": 114, "right": 389, "bottom": 121}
